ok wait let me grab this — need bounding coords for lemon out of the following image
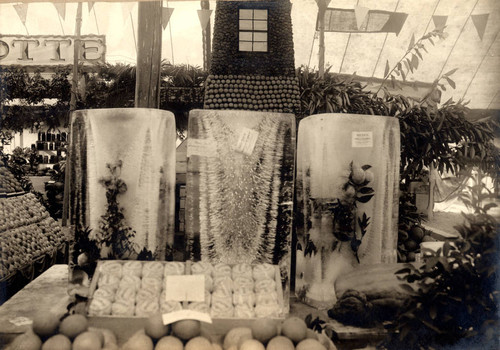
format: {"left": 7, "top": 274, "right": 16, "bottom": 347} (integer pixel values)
{"left": 72, "top": 331, "right": 103, "bottom": 350}
{"left": 32, "top": 312, "right": 61, "bottom": 338}
{"left": 296, "top": 338, "right": 327, "bottom": 350}
{"left": 250, "top": 318, "right": 278, "bottom": 344}
{"left": 281, "top": 316, "right": 307, "bottom": 343}
{"left": 58, "top": 314, "right": 88, "bottom": 340}
{"left": 6, "top": 329, "right": 42, "bottom": 350}
{"left": 223, "top": 327, "right": 252, "bottom": 350}
{"left": 145, "top": 313, "right": 169, "bottom": 340}
{"left": 185, "top": 336, "right": 213, "bottom": 350}
{"left": 41, "top": 334, "right": 71, "bottom": 350}
{"left": 155, "top": 336, "right": 183, "bottom": 350}
{"left": 240, "top": 339, "right": 265, "bottom": 350}
{"left": 172, "top": 319, "right": 201, "bottom": 341}
{"left": 266, "top": 336, "right": 294, "bottom": 350}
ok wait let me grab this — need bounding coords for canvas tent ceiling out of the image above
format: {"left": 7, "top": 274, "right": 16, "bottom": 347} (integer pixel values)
{"left": 0, "top": 0, "right": 498, "bottom": 110}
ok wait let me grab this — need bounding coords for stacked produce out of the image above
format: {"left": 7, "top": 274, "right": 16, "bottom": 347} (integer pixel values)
{"left": 6, "top": 312, "right": 335, "bottom": 350}
{"left": 88, "top": 261, "right": 284, "bottom": 319}
{"left": 398, "top": 225, "right": 437, "bottom": 262}
{"left": 0, "top": 191, "right": 65, "bottom": 278}
{"left": 0, "top": 165, "right": 24, "bottom": 194}
{"left": 203, "top": 75, "right": 300, "bottom": 113}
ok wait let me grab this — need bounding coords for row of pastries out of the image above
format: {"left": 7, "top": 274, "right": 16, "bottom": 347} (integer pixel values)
{"left": 88, "top": 260, "right": 282, "bottom": 318}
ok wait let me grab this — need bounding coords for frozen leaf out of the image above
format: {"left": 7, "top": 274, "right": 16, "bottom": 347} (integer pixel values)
{"left": 384, "top": 60, "right": 390, "bottom": 77}
{"left": 408, "top": 33, "right": 415, "bottom": 51}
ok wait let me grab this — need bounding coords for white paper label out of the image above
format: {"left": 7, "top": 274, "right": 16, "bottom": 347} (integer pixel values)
{"left": 187, "top": 138, "right": 217, "bottom": 157}
{"left": 162, "top": 309, "right": 212, "bottom": 325}
{"left": 352, "top": 131, "right": 373, "bottom": 148}
{"left": 235, "top": 127, "right": 259, "bottom": 155}
{"left": 165, "top": 275, "right": 205, "bottom": 302}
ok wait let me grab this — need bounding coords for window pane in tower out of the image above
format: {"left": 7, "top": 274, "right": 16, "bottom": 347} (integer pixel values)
{"left": 238, "top": 9, "right": 268, "bottom": 52}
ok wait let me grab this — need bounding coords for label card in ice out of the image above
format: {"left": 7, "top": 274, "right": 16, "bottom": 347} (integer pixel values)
{"left": 352, "top": 131, "right": 373, "bottom": 148}
{"left": 187, "top": 138, "right": 217, "bottom": 157}
{"left": 235, "top": 127, "right": 259, "bottom": 155}
{"left": 165, "top": 275, "right": 205, "bottom": 302}
{"left": 162, "top": 309, "right": 212, "bottom": 325}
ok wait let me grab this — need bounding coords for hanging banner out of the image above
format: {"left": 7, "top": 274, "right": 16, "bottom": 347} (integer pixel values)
{"left": 122, "top": 2, "right": 136, "bottom": 23}
{"left": 318, "top": 8, "right": 408, "bottom": 35}
{"left": 0, "top": 35, "right": 106, "bottom": 66}
{"left": 53, "top": 3, "right": 66, "bottom": 21}
{"left": 471, "top": 13, "right": 489, "bottom": 41}
{"left": 13, "top": 3, "right": 29, "bottom": 25}
{"left": 354, "top": 6, "right": 370, "bottom": 30}
{"left": 432, "top": 15, "right": 448, "bottom": 30}
{"left": 88, "top": 2, "right": 95, "bottom": 13}
{"left": 162, "top": 7, "right": 175, "bottom": 30}
{"left": 197, "top": 9, "right": 212, "bottom": 30}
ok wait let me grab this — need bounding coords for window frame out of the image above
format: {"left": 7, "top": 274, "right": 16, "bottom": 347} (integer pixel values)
{"left": 238, "top": 8, "right": 269, "bottom": 53}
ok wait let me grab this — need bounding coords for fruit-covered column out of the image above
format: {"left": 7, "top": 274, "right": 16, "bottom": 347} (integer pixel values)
{"left": 204, "top": 0, "right": 300, "bottom": 113}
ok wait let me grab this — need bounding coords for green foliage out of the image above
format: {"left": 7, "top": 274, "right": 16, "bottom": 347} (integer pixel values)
{"left": 382, "top": 212, "right": 499, "bottom": 349}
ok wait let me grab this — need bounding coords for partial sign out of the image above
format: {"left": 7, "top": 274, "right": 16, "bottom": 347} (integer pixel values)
{"left": 0, "top": 35, "right": 106, "bottom": 66}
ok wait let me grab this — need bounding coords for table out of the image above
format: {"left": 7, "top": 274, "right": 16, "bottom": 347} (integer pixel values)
{"left": 0, "top": 264, "right": 385, "bottom": 349}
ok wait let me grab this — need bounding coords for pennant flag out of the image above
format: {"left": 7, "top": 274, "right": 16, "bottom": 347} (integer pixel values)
{"left": 432, "top": 15, "right": 448, "bottom": 30}
{"left": 53, "top": 3, "right": 66, "bottom": 21}
{"left": 88, "top": 2, "right": 95, "bottom": 13}
{"left": 197, "top": 9, "right": 212, "bottom": 30}
{"left": 354, "top": 6, "right": 369, "bottom": 30}
{"left": 13, "top": 3, "right": 28, "bottom": 25}
{"left": 380, "top": 12, "right": 408, "bottom": 36}
{"left": 162, "top": 7, "right": 175, "bottom": 30}
{"left": 471, "top": 13, "right": 489, "bottom": 40}
{"left": 122, "top": 2, "right": 136, "bottom": 23}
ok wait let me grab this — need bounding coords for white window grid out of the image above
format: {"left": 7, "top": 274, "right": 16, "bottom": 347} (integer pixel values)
{"left": 239, "top": 9, "right": 268, "bottom": 52}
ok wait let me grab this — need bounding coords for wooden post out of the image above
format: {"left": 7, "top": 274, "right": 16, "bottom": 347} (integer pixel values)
{"left": 201, "top": 1, "right": 211, "bottom": 71}
{"left": 135, "top": 1, "right": 163, "bottom": 108}
{"left": 63, "top": 1, "right": 82, "bottom": 227}
{"left": 317, "top": 0, "right": 328, "bottom": 78}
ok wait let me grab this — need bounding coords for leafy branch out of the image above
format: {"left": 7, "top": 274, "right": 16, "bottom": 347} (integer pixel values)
{"left": 377, "top": 27, "right": 449, "bottom": 94}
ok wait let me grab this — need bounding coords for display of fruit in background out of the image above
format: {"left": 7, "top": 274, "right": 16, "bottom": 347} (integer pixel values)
{"left": 204, "top": 75, "right": 301, "bottom": 113}
{"left": 0, "top": 166, "right": 24, "bottom": 194}
{"left": 398, "top": 224, "right": 440, "bottom": 262}
{"left": 0, "top": 192, "right": 66, "bottom": 278}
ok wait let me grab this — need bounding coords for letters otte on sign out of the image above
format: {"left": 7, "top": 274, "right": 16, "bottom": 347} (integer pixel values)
{"left": 0, "top": 35, "right": 106, "bottom": 66}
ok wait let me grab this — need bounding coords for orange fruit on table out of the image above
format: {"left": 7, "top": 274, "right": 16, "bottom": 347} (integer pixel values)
{"left": 251, "top": 318, "right": 279, "bottom": 344}
{"left": 266, "top": 336, "right": 295, "bottom": 350}
{"left": 172, "top": 319, "right": 201, "bottom": 341}
{"left": 155, "top": 336, "right": 183, "bottom": 350}
{"left": 240, "top": 339, "right": 266, "bottom": 350}
{"left": 281, "top": 316, "right": 307, "bottom": 343}
{"left": 296, "top": 338, "right": 328, "bottom": 350}
{"left": 185, "top": 336, "right": 213, "bottom": 350}
{"left": 145, "top": 313, "right": 169, "bottom": 340}
{"left": 58, "top": 314, "right": 88, "bottom": 340}
{"left": 32, "top": 312, "right": 61, "bottom": 338}
{"left": 72, "top": 331, "right": 103, "bottom": 350}
{"left": 41, "top": 334, "right": 72, "bottom": 350}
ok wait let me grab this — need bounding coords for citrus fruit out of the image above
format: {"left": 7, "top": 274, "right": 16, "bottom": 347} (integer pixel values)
{"left": 185, "top": 336, "right": 213, "bottom": 350}
{"left": 351, "top": 164, "right": 365, "bottom": 184}
{"left": 155, "top": 336, "right": 183, "bottom": 350}
{"left": 306, "top": 328, "right": 318, "bottom": 339}
{"left": 41, "top": 334, "right": 72, "bottom": 350}
{"left": 404, "top": 239, "right": 418, "bottom": 251}
{"left": 250, "top": 318, "right": 278, "bottom": 344}
{"left": 58, "top": 314, "right": 88, "bottom": 340}
{"left": 266, "top": 336, "right": 294, "bottom": 350}
{"left": 32, "top": 312, "right": 61, "bottom": 338}
{"left": 6, "top": 329, "right": 42, "bottom": 350}
{"left": 121, "top": 330, "right": 153, "bottom": 350}
{"left": 240, "top": 339, "right": 266, "bottom": 350}
{"left": 72, "top": 331, "right": 103, "bottom": 350}
{"left": 364, "top": 170, "right": 374, "bottom": 183}
{"left": 296, "top": 338, "right": 327, "bottom": 350}
{"left": 223, "top": 327, "right": 252, "bottom": 350}
{"left": 410, "top": 226, "right": 425, "bottom": 241}
{"left": 281, "top": 316, "right": 307, "bottom": 343}
{"left": 172, "top": 320, "right": 201, "bottom": 341}
{"left": 145, "top": 313, "right": 169, "bottom": 340}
